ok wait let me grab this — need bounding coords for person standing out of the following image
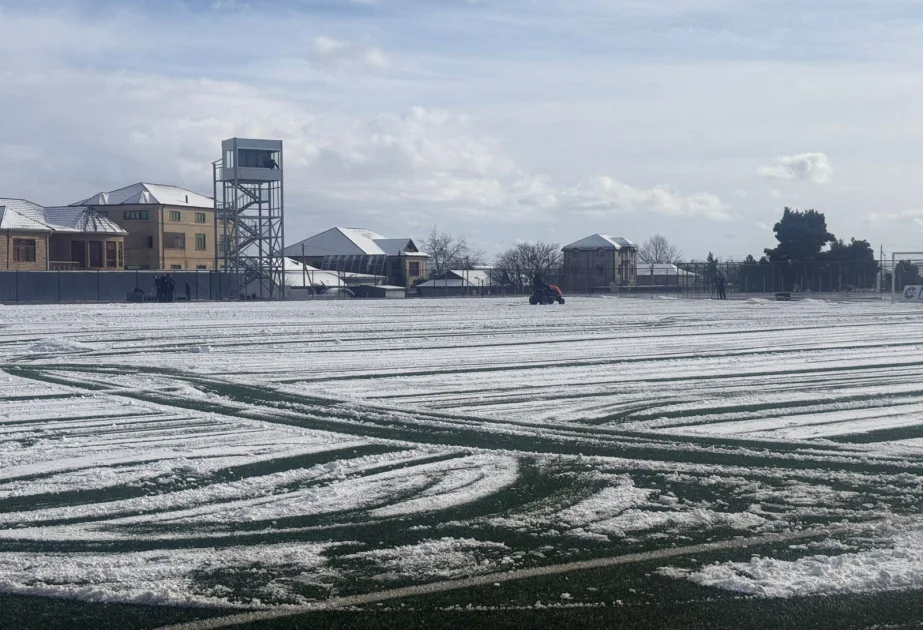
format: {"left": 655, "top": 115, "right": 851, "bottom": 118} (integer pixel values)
{"left": 185, "top": 282, "right": 192, "bottom": 302}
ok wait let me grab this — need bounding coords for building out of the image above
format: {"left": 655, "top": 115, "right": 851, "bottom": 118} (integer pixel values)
{"left": 71, "top": 183, "right": 215, "bottom": 271}
{"left": 284, "top": 227, "right": 428, "bottom": 289}
{"left": 636, "top": 263, "right": 698, "bottom": 289}
{"left": 416, "top": 269, "right": 494, "bottom": 297}
{"left": 0, "top": 198, "right": 126, "bottom": 271}
{"left": 561, "top": 234, "right": 638, "bottom": 293}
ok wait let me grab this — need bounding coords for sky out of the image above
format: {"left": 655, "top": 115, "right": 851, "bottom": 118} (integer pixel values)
{"left": 1, "top": 0, "right": 923, "bottom": 260}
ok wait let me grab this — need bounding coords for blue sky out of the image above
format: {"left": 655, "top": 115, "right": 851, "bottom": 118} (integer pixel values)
{"left": 2, "top": 0, "right": 922, "bottom": 258}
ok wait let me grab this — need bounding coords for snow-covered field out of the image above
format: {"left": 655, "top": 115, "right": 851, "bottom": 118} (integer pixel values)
{"left": 3, "top": 296, "right": 923, "bottom": 617}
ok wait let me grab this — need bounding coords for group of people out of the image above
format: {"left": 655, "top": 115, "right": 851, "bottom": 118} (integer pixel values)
{"left": 154, "top": 275, "right": 177, "bottom": 303}
{"left": 153, "top": 275, "right": 194, "bottom": 302}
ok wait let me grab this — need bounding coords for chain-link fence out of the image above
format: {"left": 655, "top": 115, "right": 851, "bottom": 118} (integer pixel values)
{"left": 888, "top": 257, "right": 923, "bottom": 302}
{"left": 435, "top": 259, "right": 888, "bottom": 299}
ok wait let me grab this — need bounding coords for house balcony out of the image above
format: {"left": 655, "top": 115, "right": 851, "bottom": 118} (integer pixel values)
{"left": 49, "top": 261, "right": 82, "bottom": 271}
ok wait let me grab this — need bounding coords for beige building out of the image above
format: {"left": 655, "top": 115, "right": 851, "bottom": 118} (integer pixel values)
{"left": 561, "top": 234, "right": 638, "bottom": 293}
{"left": 0, "top": 198, "right": 126, "bottom": 271}
{"left": 72, "top": 183, "right": 216, "bottom": 270}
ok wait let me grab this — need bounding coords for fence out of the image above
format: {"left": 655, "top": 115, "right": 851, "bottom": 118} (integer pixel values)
{"left": 889, "top": 257, "right": 923, "bottom": 301}
{"left": 0, "top": 259, "right": 897, "bottom": 303}
{"left": 455, "top": 259, "right": 887, "bottom": 299}
{"left": 0, "top": 270, "right": 227, "bottom": 303}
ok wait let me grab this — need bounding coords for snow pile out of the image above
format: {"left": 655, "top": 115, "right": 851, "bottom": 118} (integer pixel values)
{"left": 25, "top": 339, "right": 92, "bottom": 354}
{"left": 340, "top": 538, "right": 509, "bottom": 582}
{"left": 661, "top": 528, "right": 923, "bottom": 598}
{"left": 0, "top": 543, "right": 332, "bottom": 607}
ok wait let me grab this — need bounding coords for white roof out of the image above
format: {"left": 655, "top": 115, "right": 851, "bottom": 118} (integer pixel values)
{"left": 420, "top": 270, "right": 493, "bottom": 288}
{"left": 563, "top": 234, "right": 637, "bottom": 250}
{"left": 637, "top": 263, "right": 697, "bottom": 276}
{"left": 284, "top": 227, "right": 426, "bottom": 258}
{"left": 0, "top": 198, "right": 51, "bottom": 232}
{"left": 0, "top": 198, "right": 125, "bottom": 234}
{"left": 71, "top": 183, "right": 213, "bottom": 208}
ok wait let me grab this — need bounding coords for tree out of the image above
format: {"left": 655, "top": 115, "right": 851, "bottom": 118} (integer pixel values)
{"left": 638, "top": 234, "right": 683, "bottom": 264}
{"left": 764, "top": 207, "right": 834, "bottom": 262}
{"left": 821, "top": 238, "right": 878, "bottom": 290}
{"left": 740, "top": 254, "right": 765, "bottom": 292}
{"left": 420, "top": 227, "right": 486, "bottom": 277}
{"left": 492, "top": 242, "right": 562, "bottom": 292}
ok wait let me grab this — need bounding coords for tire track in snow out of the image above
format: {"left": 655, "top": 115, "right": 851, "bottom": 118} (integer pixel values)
{"left": 156, "top": 522, "right": 883, "bottom": 630}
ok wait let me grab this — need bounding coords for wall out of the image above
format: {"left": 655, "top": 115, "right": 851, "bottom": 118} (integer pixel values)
{"left": 99, "top": 205, "right": 162, "bottom": 269}
{"left": 0, "top": 231, "right": 49, "bottom": 271}
{"left": 161, "top": 204, "right": 215, "bottom": 270}
{"left": 97, "top": 204, "right": 215, "bottom": 270}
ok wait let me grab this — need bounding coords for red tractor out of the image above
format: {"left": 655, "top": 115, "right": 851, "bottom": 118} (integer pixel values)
{"left": 529, "top": 283, "right": 565, "bottom": 305}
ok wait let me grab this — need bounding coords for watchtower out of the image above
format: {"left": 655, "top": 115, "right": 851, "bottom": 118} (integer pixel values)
{"left": 213, "top": 138, "right": 285, "bottom": 299}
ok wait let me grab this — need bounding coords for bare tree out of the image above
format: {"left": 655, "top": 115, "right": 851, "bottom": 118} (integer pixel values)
{"left": 420, "top": 227, "right": 485, "bottom": 277}
{"left": 638, "top": 234, "right": 683, "bottom": 264}
{"left": 492, "top": 241, "right": 562, "bottom": 291}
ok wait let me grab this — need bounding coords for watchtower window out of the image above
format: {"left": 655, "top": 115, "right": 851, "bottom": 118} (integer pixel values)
{"left": 237, "top": 149, "right": 279, "bottom": 169}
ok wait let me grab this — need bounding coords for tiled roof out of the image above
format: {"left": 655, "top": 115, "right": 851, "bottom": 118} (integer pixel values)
{"left": 0, "top": 197, "right": 125, "bottom": 235}
{"left": 71, "top": 183, "right": 213, "bottom": 208}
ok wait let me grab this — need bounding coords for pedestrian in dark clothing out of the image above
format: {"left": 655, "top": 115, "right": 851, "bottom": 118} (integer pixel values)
{"left": 166, "top": 276, "right": 176, "bottom": 303}
{"left": 185, "top": 282, "right": 192, "bottom": 302}
{"left": 154, "top": 276, "right": 164, "bottom": 303}
{"left": 716, "top": 275, "right": 727, "bottom": 300}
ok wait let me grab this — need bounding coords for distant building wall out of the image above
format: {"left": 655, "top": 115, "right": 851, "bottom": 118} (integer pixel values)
{"left": 97, "top": 204, "right": 215, "bottom": 270}
{"left": 0, "top": 231, "right": 49, "bottom": 271}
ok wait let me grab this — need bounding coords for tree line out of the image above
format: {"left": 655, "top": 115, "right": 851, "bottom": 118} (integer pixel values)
{"left": 419, "top": 206, "right": 887, "bottom": 292}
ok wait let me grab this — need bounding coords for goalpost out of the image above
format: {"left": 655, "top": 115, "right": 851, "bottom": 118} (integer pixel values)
{"left": 891, "top": 252, "right": 923, "bottom": 303}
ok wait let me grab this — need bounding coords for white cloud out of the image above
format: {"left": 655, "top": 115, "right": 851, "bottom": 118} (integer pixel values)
{"left": 312, "top": 36, "right": 390, "bottom": 70}
{"left": 757, "top": 152, "right": 833, "bottom": 184}
{"left": 868, "top": 208, "right": 923, "bottom": 229}
{"left": 564, "top": 177, "right": 731, "bottom": 220}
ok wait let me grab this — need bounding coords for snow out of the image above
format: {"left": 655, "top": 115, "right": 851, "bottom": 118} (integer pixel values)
{"left": 664, "top": 527, "right": 923, "bottom": 598}
{"left": 2, "top": 297, "right": 923, "bottom": 609}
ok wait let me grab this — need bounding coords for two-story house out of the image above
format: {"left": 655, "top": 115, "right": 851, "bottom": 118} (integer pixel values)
{"left": 71, "top": 183, "right": 215, "bottom": 270}
{"left": 561, "top": 234, "right": 638, "bottom": 293}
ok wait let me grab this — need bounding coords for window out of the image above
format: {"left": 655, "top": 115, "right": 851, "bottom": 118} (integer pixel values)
{"left": 408, "top": 261, "right": 421, "bottom": 276}
{"left": 89, "top": 241, "right": 103, "bottom": 268}
{"left": 164, "top": 232, "right": 185, "bottom": 249}
{"left": 170, "top": 264, "right": 182, "bottom": 270}
{"left": 13, "top": 238, "right": 36, "bottom": 262}
{"left": 196, "top": 265, "right": 207, "bottom": 270}
{"left": 195, "top": 233, "right": 207, "bottom": 251}
{"left": 170, "top": 210, "right": 181, "bottom": 222}
{"left": 123, "top": 210, "right": 149, "bottom": 220}
{"left": 71, "top": 241, "right": 86, "bottom": 267}
{"left": 117, "top": 242, "right": 123, "bottom": 267}
{"left": 105, "top": 241, "right": 117, "bottom": 268}
{"left": 596, "top": 248, "right": 606, "bottom": 258}
{"left": 146, "top": 235, "right": 154, "bottom": 248}
{"left": 195, "top": 212, "right": 206, "bottom": 224}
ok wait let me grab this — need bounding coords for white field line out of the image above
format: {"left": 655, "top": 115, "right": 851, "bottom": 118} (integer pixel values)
{"left": 156, "top": 522, "right": 880, "bottom": 630}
